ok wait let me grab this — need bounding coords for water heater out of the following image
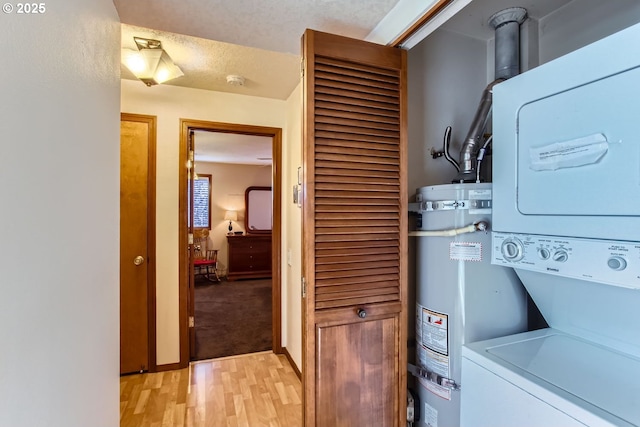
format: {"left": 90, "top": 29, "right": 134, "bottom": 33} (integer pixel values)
{"left": 413, "top": 183, "right": 527, "bottom": 427}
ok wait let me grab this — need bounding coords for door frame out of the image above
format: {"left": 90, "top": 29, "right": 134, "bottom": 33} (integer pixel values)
{"left": 178, "top": 119, "right": 283, "bottom": 366}
{"left": 120, "top": 112, "right": 157, "bottom": 373}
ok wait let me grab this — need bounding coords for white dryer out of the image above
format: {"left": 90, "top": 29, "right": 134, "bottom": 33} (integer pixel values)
{"left": 460, "top": 21, "right": 640, "bottom": 427}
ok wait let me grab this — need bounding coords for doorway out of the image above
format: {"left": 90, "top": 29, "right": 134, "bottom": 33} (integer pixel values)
{"left": 120, "top": 113, "right": 157, "bottom": 374}
{"left": 192, "top": 132, "right": 273, "bottom": 360}
{"left": 178, "top": 119, "right": 283, "bottom": 365}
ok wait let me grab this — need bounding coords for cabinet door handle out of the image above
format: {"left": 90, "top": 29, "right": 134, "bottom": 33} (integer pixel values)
{"left": 357, "top": 309, "right": 367, "bottom": 319}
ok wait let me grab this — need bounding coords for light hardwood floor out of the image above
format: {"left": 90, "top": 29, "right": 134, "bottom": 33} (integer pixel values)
{"left": 120, "top": 351, "right": 302, "bottom": 427}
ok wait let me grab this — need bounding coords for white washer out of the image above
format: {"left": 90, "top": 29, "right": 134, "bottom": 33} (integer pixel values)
{"left": 462, "top": 328, "right": 640, "bottom": 427}
{"left": 460, "top": 233, "right": 640, "bottom": 427}
{"left": 461, "top": 233, "right": 640, "bottom": 427}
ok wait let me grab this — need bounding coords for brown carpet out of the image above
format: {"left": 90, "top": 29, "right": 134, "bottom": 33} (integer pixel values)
{"left": 194, "top": 277, "right": 272, "bottom": 361}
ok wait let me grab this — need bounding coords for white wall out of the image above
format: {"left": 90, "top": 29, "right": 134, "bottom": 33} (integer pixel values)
{"left": 407, "top": 28, "right": 488, "bottom": 191}
{"left": 538, "top": 0, "right": 640, "bottom": 64}
{"left": 0, "top": 1, "right": 121, "bottom": 426}
{"left": 282, "top": 83, "right": 303, "bottom": 368}
{"left": 121, "top": 80, "right": 295, "bottom": 365}
{"left": 194, "top": 162, "right": 272, "bottom": 273}
{"left": 405, "top": 28, "right": 488, "bottom": 358}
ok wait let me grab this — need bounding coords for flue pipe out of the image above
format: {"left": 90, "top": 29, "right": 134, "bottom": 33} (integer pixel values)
{"left": 491, "top": 7, "right": 529, "bottom": 80}
{"left": 453, "top": 7, "right": 527, "bottom": 183}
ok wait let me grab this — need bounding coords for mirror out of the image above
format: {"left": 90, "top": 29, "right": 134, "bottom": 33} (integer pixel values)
{"left": 245, "top": 186, "right": 272, "bottom": 234}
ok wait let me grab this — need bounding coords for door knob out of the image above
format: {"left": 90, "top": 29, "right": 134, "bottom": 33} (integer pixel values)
{"left": 133, "top": 255, "right": 145, "bottom": 266}
{"left": 357, "top": 309, "right": 367, "bottom": 319}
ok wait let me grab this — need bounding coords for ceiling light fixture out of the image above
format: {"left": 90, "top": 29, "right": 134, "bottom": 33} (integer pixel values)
{"left": 122, "top": 37, "right": 184, "bottom": 87}
{"left": 226, "top": 75, "right": 245, "bottom": 86}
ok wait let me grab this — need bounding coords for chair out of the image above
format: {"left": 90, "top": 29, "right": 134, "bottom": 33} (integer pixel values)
{"left": 193, "top": 228, "right": 219, "bottom": 282}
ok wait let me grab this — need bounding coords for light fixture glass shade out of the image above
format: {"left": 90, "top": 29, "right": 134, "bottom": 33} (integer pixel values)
{"left": 121, "top": 47, "right": 183, "bottom": 86}
{"left": 224, "top": 210, "right": 238, "bottom": 221}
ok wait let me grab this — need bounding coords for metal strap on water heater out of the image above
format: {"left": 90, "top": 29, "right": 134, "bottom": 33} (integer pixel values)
{"left": 410, "top": 197, "right": 492, "bottom": 213}
{"left": 407, "top": 363, "right": 460, "bottom": 391}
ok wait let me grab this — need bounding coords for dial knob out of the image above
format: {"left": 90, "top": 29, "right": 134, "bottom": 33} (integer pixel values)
{"left": 552, "top": 250, "right": 569, "bottom": 263}
{"left": 537, "top": 247, "right": 551, "bottom": 260}
{"left": 501, "top": 238, "right": 524, "bottom": 262}
{"left": 607, "top": 256, "right": 627, "bottom": 271}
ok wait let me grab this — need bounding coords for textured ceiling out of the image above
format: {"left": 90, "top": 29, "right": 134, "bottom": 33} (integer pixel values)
{"left": 115, "top": 0, "right": 400, "bottom": 100}
{"left": 114, "top": 0, "right": 400, "bottom": 56}
{"left": 115, "top": 0, "right": 401, "bottom": 163}
{"left": 121, "top": 24, "right": 301, "bottom": 99}
{"left": 116, "top": 0, "right": 400, "bottom": 100}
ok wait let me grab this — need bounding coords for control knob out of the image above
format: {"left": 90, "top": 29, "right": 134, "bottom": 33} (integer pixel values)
{"left": 501, "top": 238, "right": 524, "bottom": 262}
{"left": 552, "top": 250, "right": 569, "bottom": 263}
{"left": 537, "top": 247, "right": 551, "bottom": 260}
{"left": 607, "top": 256, "right": 627, "bottom": 271}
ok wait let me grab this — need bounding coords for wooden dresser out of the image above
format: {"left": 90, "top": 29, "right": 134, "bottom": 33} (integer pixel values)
{"left": 226, "top": 234, "right": 272, "bottom": 280}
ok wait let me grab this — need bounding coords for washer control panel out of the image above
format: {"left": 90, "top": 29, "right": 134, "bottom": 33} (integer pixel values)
{"left": 492, "top": 232, "right": 640, "bottom": 289}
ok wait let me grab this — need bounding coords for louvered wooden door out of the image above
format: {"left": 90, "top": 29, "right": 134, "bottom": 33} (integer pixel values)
{"left": 302, "top": 30, "right": 407, "bottom": 427}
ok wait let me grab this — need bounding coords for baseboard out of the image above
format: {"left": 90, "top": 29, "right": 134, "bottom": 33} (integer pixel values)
{"left": 282, "top": 347, "right": 302, "bottom": 380}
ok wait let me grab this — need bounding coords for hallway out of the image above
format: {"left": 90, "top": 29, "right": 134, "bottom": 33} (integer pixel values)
{"left": 120, "top": 351, "right": 302, "bottom": 427}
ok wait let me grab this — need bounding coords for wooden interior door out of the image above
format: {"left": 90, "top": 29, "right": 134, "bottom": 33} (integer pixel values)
{"left": 188, "top": 130, "right": 197, "bottom": 359}
{"left": 301, "top": 30, "right": 407, "bottom": 427}
{"left": 120, "top": 113, "right": 156, "bottom": 375}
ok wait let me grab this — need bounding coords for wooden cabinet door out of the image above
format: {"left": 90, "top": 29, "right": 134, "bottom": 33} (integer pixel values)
{"left": 316, "top": 304, "right": 402, "bottom": 426}
{"left": 301, "top": 30, "right": 407, "bottom": 427}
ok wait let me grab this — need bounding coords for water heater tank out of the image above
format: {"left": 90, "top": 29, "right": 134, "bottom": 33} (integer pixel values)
{"left": 414, "top": 183, "right": 527, "bottom": 427}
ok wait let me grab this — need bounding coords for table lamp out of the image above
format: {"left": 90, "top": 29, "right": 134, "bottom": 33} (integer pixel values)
{"left": 224, "top": 210, "right": 238, "bottom": 234}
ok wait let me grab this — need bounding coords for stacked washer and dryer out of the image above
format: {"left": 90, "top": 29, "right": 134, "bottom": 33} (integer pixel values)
{"left": 461, "top": 21, "right": 640, "bottom": 427}
{"left": 411, "top": 9, "right": 640, "bottom": 427}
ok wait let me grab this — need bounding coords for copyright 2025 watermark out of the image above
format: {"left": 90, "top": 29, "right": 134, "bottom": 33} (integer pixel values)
{"left": 3, "top": 3, "right": 47, "bottom": 13}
